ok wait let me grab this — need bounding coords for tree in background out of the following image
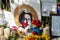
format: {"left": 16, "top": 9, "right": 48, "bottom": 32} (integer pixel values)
{"left": 1, "top": 0, "right": 11, "bottom": 11}
{"left": 57, "top": 0, "right": 60, "bottom": 3}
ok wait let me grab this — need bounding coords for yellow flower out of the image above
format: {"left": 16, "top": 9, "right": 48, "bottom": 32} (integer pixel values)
{"left": 41, "top": 34, "right": 50, "bottom": 40}
{"left": 24, "top": 34, "right": 50, "bottom": 40}
{"left": 24, "top": 34, "right": 40, "bottom": 40}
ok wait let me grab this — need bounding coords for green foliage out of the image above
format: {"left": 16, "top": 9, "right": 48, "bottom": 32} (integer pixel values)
{"left": 40, "top": 37, "right": 46, "bottom": 40}
{"left": 0, "top": 25, "right": 5, "bottom": 28}
{"left": 0, "top": 0, "right": 1, "bottom": 7}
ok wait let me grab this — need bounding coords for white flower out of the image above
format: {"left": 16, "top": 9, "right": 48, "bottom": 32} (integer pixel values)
{"left": 4, "top": 28, "right": 10, "bottom": 39}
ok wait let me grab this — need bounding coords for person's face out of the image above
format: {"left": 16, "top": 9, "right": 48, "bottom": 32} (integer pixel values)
{"left": 24, "top": 14, "right": 31, "bottom": 25}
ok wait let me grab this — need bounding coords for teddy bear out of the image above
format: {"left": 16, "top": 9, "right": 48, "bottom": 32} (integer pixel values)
{"left": 29, "top": 19, "right": 43, "bottom": 35}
